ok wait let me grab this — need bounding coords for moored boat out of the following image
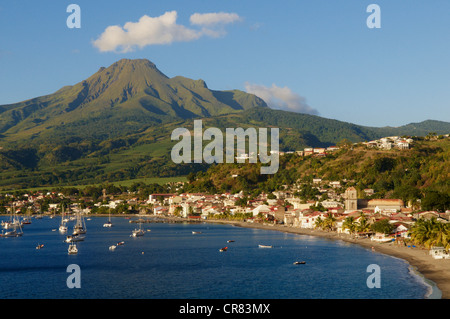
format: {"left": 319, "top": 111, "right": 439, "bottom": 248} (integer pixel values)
{"left": 219, "top": 246, "right": 228, "bottom": 252}
{"left": 258, "top": 245, "right": 273, "bottom": 248}
{"left": 68, "top": 243, "right": 78, "bottom": 255}
{"left": 65, "top": 234, "right": 85, "bottom": 243}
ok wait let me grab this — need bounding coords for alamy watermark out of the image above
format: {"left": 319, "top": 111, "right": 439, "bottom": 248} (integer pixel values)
{"left": 66, "top": 264, "right": 81, "bottom": 288}
{"left": 366, "top": 264, "right": 381, "bottom": 289}
{"left": 170, "top": 120, "right": 280, "bottom": 174}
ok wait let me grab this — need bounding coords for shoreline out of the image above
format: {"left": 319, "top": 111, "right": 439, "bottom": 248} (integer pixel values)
{"left": 156, "top": 216, "right": 448, "bottom": 299}
{"left": 216, "top": 219, "right": 447, "bottom": 299}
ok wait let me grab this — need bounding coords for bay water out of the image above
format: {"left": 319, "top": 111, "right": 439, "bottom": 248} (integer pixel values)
{"left": 0, "top": 216, "right": 432, "bottom": 299}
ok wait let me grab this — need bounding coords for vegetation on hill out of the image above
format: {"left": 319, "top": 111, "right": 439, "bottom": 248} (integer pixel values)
{"left": 0, "top": 59, "right": 449, "bottom": 192}
{"left": 182, "top": 138, "right": 450, "bottom": 212}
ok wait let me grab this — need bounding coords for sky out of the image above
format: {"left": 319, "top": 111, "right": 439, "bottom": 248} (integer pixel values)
{"left": 0, "top": 0, "right": 449, "bottom": 127}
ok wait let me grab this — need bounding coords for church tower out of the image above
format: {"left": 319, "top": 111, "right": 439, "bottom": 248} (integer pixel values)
{"left": 345, "top": 187, "right": 358, "bottom": 211}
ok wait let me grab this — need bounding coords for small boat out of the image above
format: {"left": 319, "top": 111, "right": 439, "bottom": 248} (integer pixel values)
{"left": 131, "top": 222, "right": 145, "bottom": 237}
{"left": 293, "top": 261, "right": 306, "bottom": 265}
{"left": 103, "top": 209, "right": 113, "bottom": 227}
{"left": 65, "top": 234, "right": 85, "bottom": 243}
{"left": 131, "top": 228, "right": 145, "bottom": 237}
{"left": 258, "top": 245, "right": 273, "bottom": 248}
{"left": 68, "top": 243, "right": 78, "bottom": 255}
{"left": 219, "top": 247, "right": 228, "bottom": 252}
{"left": 103, "top": 221, "right": 113, "bottom": 228}
{"left": 117, "top": 241, "right": 125, "bottom": 246}
{"left": 36, "top": 244, "right": 44, "bottom": 249}
{"left": 227, "top": 240, "right": 235, "bottom": 243}
{"left": 109, "top": 245, "right": 116, "bottom": 251}
{"left": 192, "top": 231, "right": 202, "bottom": 234}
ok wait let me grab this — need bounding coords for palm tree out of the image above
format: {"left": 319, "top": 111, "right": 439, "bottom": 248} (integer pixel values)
{"left": 356, "top": 214, "right": 371, "bottom": 233}
{"left": 343, "top": 216, "right": 357, "bottom": 235}
{"left": 410, "top": 218, "right": 450, "bottom": 249}
{"left": 431, "top": 222, "right": 449, "bottom": 249}
{"left": 315, "top": 216, "right": 324, "bottom": 230}
{"left": 323, "top": 212, "right": 336, "bottom": 231}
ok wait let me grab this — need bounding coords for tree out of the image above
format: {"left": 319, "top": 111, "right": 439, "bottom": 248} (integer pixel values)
{"left": 315, "top": 217, "right": 324, "bottom": 230}
{"left": 370, "top": 218, "right": 394, "bottom": 235}
{"left": 356, "top": 214, "right": 371, "bottom": 233}
{"left": 323, "top": 212, "right": 336, "bottom": 231}
{"left": 342, "top": 216, "right": 357, "bottom": 234}
{"left": 421, "top": 190, "right": 449, "bottom": 212}
{"left": 410, "top": 218, "right": 450, "bottom": 249}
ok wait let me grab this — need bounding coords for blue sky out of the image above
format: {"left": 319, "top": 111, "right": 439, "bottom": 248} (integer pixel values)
{"left": 0, "top": 0, "right": 449, "bottom": 127}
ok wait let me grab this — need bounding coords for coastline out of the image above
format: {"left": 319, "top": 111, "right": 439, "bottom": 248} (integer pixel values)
{"left": 159, "top": 216, "right": 447, "bottom": 299}
{"left": 220, "top": 220, "right": 447, "bottom": 299}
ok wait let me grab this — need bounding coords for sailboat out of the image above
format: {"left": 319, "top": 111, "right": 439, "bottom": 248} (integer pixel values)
{"left": 72, "top": 211, "right": 87, "bottom": 235}
{"left": 103, "top": 209, "right": 113, "bottom": 227}
{"left": 21, "top": 209, "right": 32, "bottom": 225}
{"left": 2, "top": 206, "right": 20, "bottom": 230}
{"left": 59, "top": 205, "right": 68, "bottom": 233}
{"left": 2, "top": 206, "right": 23, "bottom": 237}
{"left": 131, "top": 221, "right": 145, "bottom": 237}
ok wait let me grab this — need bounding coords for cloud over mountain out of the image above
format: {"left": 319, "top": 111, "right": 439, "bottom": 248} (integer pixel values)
{"left": 93, "top": 11, "right": 241, "bottom": 53}
{"left": 244, "top": 82, "right": 319, "bottom": 115}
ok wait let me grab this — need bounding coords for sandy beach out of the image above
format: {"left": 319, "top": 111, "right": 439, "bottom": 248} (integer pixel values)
{"left": 196, "top": 218, "right": 450, "bottom": 299}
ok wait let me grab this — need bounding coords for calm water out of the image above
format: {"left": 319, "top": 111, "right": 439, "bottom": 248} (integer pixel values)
{"left": 0, "top": 216, "right": 432, "bottom": 299}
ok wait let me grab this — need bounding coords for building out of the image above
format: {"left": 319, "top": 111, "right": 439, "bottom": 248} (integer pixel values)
{"left": 344, "top": 187, "right": 358, "bottom": 211}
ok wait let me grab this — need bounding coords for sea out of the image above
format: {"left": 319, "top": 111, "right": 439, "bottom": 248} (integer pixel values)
{"left": 0, "top": 216, "right": 439, "bottom": 300}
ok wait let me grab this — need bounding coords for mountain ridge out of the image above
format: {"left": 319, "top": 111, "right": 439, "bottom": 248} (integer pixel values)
{"left": 0, "top": 58, "right": 449, "bottom": 190}
{"left": 0, "top": 58, "right": 267, "bottom": 142}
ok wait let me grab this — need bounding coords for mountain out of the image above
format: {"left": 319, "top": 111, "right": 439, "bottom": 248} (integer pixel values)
{"left": 0, "top": 59, "right": 267, "bottom": 144}
{"left": 0, "top": 58, "right": 448, "bottom": 190}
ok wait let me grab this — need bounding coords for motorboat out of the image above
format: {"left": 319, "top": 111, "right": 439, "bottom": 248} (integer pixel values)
{"left": 36, "top": 244, "right": 44, "bottom": 249}
{"left": 258, "top": 245, "right": 273, "bottom": 248}
{"left": 192, "top": 231, "right": 202, "bottom": 234}
{"left": 109, "top": 245, "right": 116, "bottom": 251}
{"left": 131, "top": 228, "right": 145, "bottom": 237}
{"left": 2, "top": 229, "right": 22, "bottom": 237}
{"left": 227, "top": 240, "right": 235, "bottom": 243}
{"left": 68, "top": 243, "right": 78, "bottom": 255}
{"left": 117, "top": 241, "right": 125, "bottom": 246}
{"left": 293, "top": 261, "right": 306, "bottom": 265}
{"left": 131, "top": 222, "right": 145, "bottom": 237}
{"left": 219, "top": 247, "right": 228, "bottom": 252}
{"left": 65, "top": 234, "right": 85, "bottom": 243}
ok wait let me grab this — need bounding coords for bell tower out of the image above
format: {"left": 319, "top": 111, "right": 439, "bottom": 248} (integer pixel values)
{"left": 345, "top": 187, "right": 358, "bottom": 211}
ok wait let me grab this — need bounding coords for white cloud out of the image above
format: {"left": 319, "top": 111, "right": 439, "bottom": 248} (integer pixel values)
{"left": 245, "top": 82, "right": 319, "bottom": 115}
{"left": 93, "top": 11, "right": 241, "bottom": 53}
{"left": 189, "top": 12, "right": 241, "bottom": 26}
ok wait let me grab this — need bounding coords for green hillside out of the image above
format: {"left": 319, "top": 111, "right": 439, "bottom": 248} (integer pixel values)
{"left": 182, "top": 138, "right": 450, "bottom": 211}
{"left": 0, "top": 58, "right": 448, "bottom": 191}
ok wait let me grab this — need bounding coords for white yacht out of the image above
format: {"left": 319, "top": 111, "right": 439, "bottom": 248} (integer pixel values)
{"left": 72, "top": 212, "right": 87, "bottom": 235}
{"left": 103, "top": 210, "right": 113, "bottom": 227}
{"left": 65, "top": 234, "right": 85, "bottom": 243}
{"left": 131, "top": 222, "right": 145, "bottom": 237}
{"left": 59, "top": 205, "right": 68, "bottom": 233}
